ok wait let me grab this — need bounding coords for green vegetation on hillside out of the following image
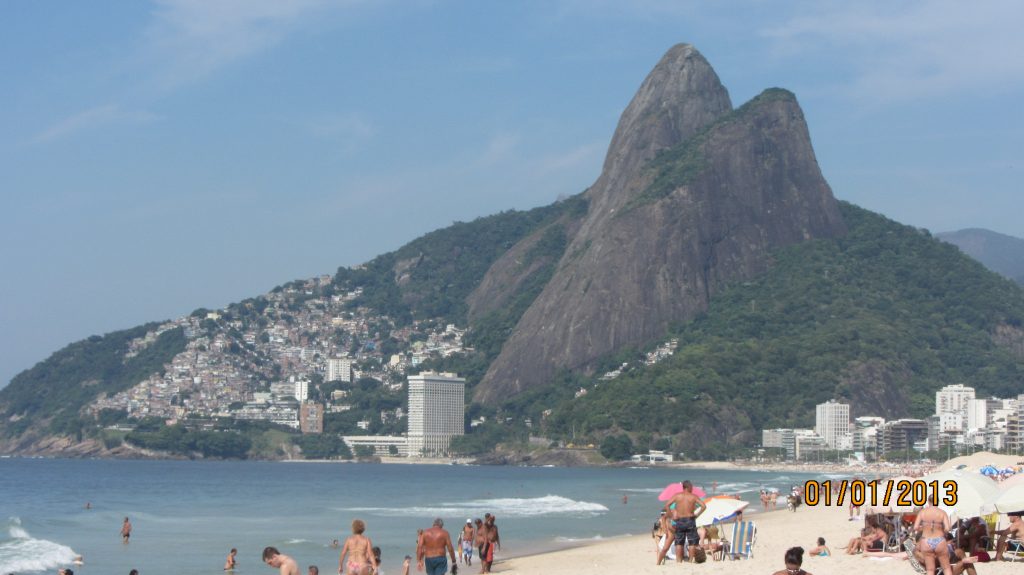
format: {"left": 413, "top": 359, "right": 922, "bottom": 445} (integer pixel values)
{"left": 0, "top": 325, "right": 187, "bottom": 438}
{"left": 334, "top": 194, "right": 587, "bottom": 326}
{"left": 541, "top": 203, "right": 1024, "bottom": 448}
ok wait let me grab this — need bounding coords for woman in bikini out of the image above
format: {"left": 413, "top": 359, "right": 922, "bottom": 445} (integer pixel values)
{"left": 339, "top": 519, "right": 377, "bottom": 575}
{"left": 913, "top": 506, "right": 953, "bottom": 575}
{"left": 771, "top": 546, "right": 813, "bottom": 575}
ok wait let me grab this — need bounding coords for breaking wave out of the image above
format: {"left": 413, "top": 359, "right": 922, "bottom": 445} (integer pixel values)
{"left": 342, "top": 495, "right": 608, "bottom": 518}
{"left": 0, "top": 517, "right": 77, "bottom": 574}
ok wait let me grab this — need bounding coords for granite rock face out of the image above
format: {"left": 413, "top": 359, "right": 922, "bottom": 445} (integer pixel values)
{"left": 474, "top": 44, "right": 847, "bottom": 402}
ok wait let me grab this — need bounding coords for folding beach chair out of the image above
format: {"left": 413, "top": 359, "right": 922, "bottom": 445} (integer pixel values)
{"left": 726, "top": 521, "right": 756, "bottom": 560}
{"left": 1005, "top": 539, "right": 1024, "bottom": 562}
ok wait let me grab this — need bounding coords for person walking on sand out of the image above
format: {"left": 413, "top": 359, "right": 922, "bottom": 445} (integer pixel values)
{"left": 339, "top": 519, "right": 377, "bottom": 575}
{"left": 263, "top": 547, "right": 300, "bottom": 575}
{"left": 417, "top": 518, "right": 456, "bottom": 575}
{"left": 473, "top": 519, "right": 486, "bottom": 574}
{"left": 913, "top": 506, "right": 953, "bottom": 575}
{"left": 225, "top": 548, "right": 238, "bottom": 570}
{"left": 121, "top": 517, "right": 132, "bottom": 543}
{"left": 656, "top": 480, "right": 706, "bottom": 565}
{"left": 772, "top": 546, "right": 813, "bottom": 575}
{"left": 481, "top": 515, "right": 500, "bottom": 573}
{"left": 458, "top": 519, "right": 475, "bottom": 566}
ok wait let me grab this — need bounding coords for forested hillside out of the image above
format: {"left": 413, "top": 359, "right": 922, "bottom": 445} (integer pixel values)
{"left": 540, "top": 203, "right": 1024, "bottom": 454}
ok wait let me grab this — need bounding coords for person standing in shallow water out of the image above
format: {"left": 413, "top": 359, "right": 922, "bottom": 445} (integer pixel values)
{"left": 339, "top": 519, "right": 376, "bottom": 575}
{"left": 225, "top": 548, "right": 238, "bottom": 570}
{"left": 263, "top": 546, "right": 299, "bottom": 575}
{"left": 121, "top": 517, "right": 132, "bottom": 543}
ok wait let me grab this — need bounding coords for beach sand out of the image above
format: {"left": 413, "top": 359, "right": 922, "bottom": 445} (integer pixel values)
{"left": 494, "top": 502, "right": 1022, "bottom": 574}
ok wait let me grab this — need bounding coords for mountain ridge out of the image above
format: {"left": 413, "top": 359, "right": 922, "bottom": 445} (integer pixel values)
{"left": 476, "top": 49, "right": 847, "bottom": 401}
{"left": 4, "top": 44, "right": 1024, "bottom": 459}
{"left": 938, "top": 228, "right": 1024, "bottom": 285}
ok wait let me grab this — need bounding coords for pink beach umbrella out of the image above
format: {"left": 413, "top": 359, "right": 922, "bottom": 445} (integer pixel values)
{"left": 658, "top": 482, "right": 707, "bottom": 501}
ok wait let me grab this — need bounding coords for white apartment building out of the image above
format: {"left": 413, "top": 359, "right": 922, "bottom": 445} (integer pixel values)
{"left": 327, "top": 358, "right": 354, "bottom": 383}
{"left": 294, "top": 380, "right": 309, "bottom": 402}
{"left": 815, "top": 400, "right": 850, "bottom": 449}
{"left": 407, "top": 371, "right": 465, "bottom": 457}
{"left": 936, "top": 384, "right": 975, "bottom": 415}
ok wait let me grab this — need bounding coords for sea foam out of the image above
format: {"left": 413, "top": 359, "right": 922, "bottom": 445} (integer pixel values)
{"left": 0, "top": 517, "right": 77, "bottom": 574}
{"left": 343, "top": 495, "right": 609, "bottom": 518}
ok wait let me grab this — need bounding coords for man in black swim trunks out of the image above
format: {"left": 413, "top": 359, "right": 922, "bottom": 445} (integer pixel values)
{"left": 656, "top": 480, "right": 706, "bottom": 564}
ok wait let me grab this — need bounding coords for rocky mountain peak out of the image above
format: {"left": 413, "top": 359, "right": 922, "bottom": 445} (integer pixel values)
{"left": 595, "top": 44, "right": 732, "bottom": 211}
{"left": 473, "top": 45, "right": 846, "bottom": 403}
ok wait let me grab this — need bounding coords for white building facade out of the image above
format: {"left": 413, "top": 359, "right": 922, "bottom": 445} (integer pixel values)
{"left": 815, "top": 400, "right": 850, "bottom": 449}
{"left": 407, "top": 371, "right": 465, "bottom": 457}
{"left": 327, "top": 358, "right": 354, "bottom": 383}
{"left": 936, "top": 384, "right": 975, "bottom": 415}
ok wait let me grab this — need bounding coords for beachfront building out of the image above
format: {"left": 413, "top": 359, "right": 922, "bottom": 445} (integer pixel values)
{"left": 327, "top": 357, "right": 354, "bottom": 383}
{"left": 879, "top": 419, "right": 928, "bottom": 456}
{"left": 815, "top": 400, "right": 851, "bottom": 449}
{"left": 852, "top": 416, "right": 885, "bottom": 457}
{"left": 299, "top": 401, "right": 324, "bottom": 434}
{"left": 406, "top": 371, "right": 465, "bottom": 457}
{"left": 794, "top": 431, "right": 829, "bottom": 460}
{"left": 342, "top": 434, "right": 409, "bottom": 457}
{"left": 936, "top": 384, "right": 975, "bottom": 416}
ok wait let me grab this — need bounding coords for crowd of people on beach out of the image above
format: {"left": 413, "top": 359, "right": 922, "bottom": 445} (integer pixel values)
{"left": 838, "top": 506, "right": 1024, "bottom": 575}
{"left": 259, "top": 514, "right": 501, "bottom": 575}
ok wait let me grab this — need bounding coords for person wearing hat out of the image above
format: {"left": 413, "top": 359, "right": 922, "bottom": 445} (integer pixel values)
{"left": 458, "top": 519, "right": 475, "bottom": 566}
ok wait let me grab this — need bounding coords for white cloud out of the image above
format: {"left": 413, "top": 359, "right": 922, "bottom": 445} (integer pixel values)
{"left": 144, "top": 0, "right": 336, "bottom": 89}
{"left": 760, "top": 0, "right": 1024, "bottom": 103}
{"left": 32, "top": 105, "right": 159, "bottom": 144}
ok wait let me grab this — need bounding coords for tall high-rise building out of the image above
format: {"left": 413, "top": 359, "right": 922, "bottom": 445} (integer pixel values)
{"left": 407, "top": 371, "right": 465, "bottom": 457}
{"left": 327, "top": 358, "right": 354, "bottom": 383}
{"left": 815, "top": 400, "right": 850, "bottom": 449}
{"left": 936, "top": 384, "right": 975, "bottom": 416}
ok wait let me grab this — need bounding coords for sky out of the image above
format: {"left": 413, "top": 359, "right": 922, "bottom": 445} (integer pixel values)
{"left": 2, "top": 0, "right": 1022, "bottom": 387}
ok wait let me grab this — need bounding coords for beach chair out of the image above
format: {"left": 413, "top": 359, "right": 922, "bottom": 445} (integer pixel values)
{"left": 725, "top": 521, "right": 756, "bottom": 560}
{"left": 982, "top": 513, "right": 998, "bottom": 550}
{"left": 1003, "top": 534, "right": 1024, "bottom": 562}
{"left": 882, "top": 515, "right": 902, "bottom": 552}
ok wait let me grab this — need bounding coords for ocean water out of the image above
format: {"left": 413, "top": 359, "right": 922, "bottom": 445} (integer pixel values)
{"left": 0, "top": 459, "right": 825, "bottom": 575}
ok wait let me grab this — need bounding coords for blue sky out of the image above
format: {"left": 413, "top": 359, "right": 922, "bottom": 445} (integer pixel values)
{"left": 2, "top": 0, "right": 1022, "bottom": 387}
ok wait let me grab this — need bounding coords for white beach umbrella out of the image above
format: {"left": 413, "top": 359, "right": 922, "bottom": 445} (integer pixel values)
{"left": 696, "top": 497, "right": 749, "bottom": 527}
{"left": 991, "top": 484, "right": 1024, "bottom": 514}
{"left": 923, "top": 470, "right": 1000, "bottom": 520}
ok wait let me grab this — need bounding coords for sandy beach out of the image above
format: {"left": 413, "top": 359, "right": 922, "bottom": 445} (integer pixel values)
{"left": 494, "top": 501, "right": 1022, "bottom": 575}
